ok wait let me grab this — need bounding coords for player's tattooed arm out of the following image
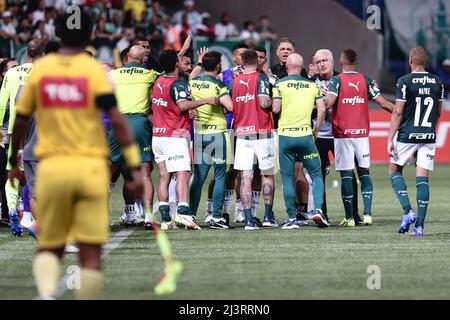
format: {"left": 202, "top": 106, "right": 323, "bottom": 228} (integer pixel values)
{"left": 259, "top": 96, "right": 272, "bottom": 109}
{"left": 178, "top": 96, "right": 219, "bottom": 112}
{"left": 189, "top": 46, "right": 208, "bottom": 81}
{"left": 240, "top": 170, "right": 254, "bottom": 210}
{"left": 314, "top": 98, "right": 326, "bottom": 137}
{"left": 272, "top": 98, "right": 281, "bottom": 113}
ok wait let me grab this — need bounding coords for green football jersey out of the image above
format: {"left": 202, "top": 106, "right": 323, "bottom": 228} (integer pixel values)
{"left": 189, "top": 75, "right": 229, "bottom": 134}
{"left": 395, "top": 72, "right": 444, "bottom": 143}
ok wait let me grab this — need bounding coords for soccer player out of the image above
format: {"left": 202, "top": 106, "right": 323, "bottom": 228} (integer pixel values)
{"left": 272, "top": 53, "right": 329, "bottom": 229}
{"left": 152, "top": 49, "right": 218, "bottom": 230}
{"left": 326, "top": 48, "right": 394, "bottom": 227}
{"left": 232, "top": 49, "right": 276, "bottom": 230}
{"left": 109, "top": 45, "right": 159, "bottom": 228}
{"left": 8, "top": 11, "right": 145, "bottom": 299}
{"left": 387, "top": 46, "right": 443, "bottom": 237}
{"left": 270, "top": 38, "right": 310, "bottom": 224}
{"left": 189, "top": 51, "right": 233, "bottom": 229}
{"left": 0, "top": 39, "right": 44, "bottom": 236}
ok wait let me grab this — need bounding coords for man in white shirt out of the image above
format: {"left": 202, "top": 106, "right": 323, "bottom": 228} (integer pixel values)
{"left": 215, "top": 11, "right": 239, "bottom": 40}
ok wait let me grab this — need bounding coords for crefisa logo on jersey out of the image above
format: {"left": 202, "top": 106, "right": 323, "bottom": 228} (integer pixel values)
{"left": 287, "top": 82, "right": 310, "bottom": 90}
{"left": 191, "top": 82, "right": 210, "bottom": 90}
{"left": 120, "top": 67, "right": 144, "bottom": 75}
{"left": 152, "top": 97, "right": 168, "bottom": 107}
{"left": 235, "top": 93, "right": 255, "bottom": 103}
{"left": 412, "top": 76, "right": 436, "bottom": 85}
{"left": 342, "top": 96, "right": 365, "bottom": 105}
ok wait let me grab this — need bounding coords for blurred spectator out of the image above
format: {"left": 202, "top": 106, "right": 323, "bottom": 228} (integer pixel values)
{"left": 175, "top": 13, "right": 192, "bottom": 45}
{"left": 164, "top": 17, "right": 181, "bottom": 51}
{"left": 17, "top": 18, "right": 33, "bottom": 45}
{"left": 215, "top": 12, "right": 239, "bottom": 40}
{"left": 124, "top": 0, "right": 147, "bottom": 22}
{"left": 437, "top": 59, "right": 450, "bottom": 110}
{"left": 148, "top": 13, "right": 164, "bottom": 55}
{"left": 44, "top": 8, "right": 56, "bottom": 40}
{"left": 147, "top": 0, "right": 167, "bottom": 22}
{"left": 195, "top": 12, "right": 215, "bottom": 40}
{"left": 239, "top": 21, "right": 260, "bottom": 46}
{"left": 32, "top": 0, "right": 46, "bottom": 25}
{"left": 116, "top": 27, "right": 134, "bottom": 53}
{"left": 33, "top": 20, "right": 50, "bottom": 43}
{"left": 173, "top": 0, "right": 201, "bottom": 29}
{"left": 257, "top": 15, "right": 277, "bottom": 41}
{"left": 0, "top": 11, "right": 16, "bottom": 56}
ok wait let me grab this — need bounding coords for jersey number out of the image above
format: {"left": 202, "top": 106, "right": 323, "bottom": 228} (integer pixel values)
{"left": 414, "top": 97, "right": 433, "bottom": 127}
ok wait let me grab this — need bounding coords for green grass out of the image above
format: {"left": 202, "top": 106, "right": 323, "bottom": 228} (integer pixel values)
{"left": 1, "top": 164, "right": 450, "bottom": 299}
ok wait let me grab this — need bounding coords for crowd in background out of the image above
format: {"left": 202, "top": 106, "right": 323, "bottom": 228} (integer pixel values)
{"left": 0, "top": 0, "right": 278, "bottom": 68}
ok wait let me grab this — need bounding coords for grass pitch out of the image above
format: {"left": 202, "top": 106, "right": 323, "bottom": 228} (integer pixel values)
{"left": 1, "top": 164, "right": 450, "bottom": 300}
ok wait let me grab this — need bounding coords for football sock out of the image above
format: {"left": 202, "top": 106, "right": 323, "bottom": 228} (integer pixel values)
{"left": 33, "top": 252, "right": 60, "bottom": 299}
{"left": 244, "top": 208, "right": 252, "bottom": 222}
{"left": 264, "top": 204, "right": 274, "bottom": 219}
{"left": 144, "top": 206, "right": 153, "bottom": 222}
{"left": 223, "top": 189, "right": 234, "bottom": 215}
{"left": 212, "top": 163, "right": 226, "bottom": 218}
{"left": 5, "top": 178, "right": 19, "bottom": 210}
{"left": 206, "top": 199, "right": 213, "bottom": 214}
{"left": 74, "top": 268, "right": 102, "bottom": 300}
{"left": 340, "top": 171, "right": 354, "bottom": 219}
{"left": 298, "top": 203, "right": 307, "bottom": 214}
{"left": 390, "top": 172, "right": 412, "bottom": 214}
{"left": 177, "top": 202, "right": 189, "bottom": 215}
{"left": 310, "top": 167, "right": 325, "bottom": 212}
{"left": 416, "top": 176, "right": 429, "bottom": 228}
{"left": 159, "top": 202, "right": 171, "bottom": 222}
{"left": 251, "top": 191, "right": 261, "bottom": 217}
{"left": 359, "top": 171, "right": 373, "bottom": 216}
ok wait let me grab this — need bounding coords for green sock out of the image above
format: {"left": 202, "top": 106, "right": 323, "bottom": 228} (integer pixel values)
{"left": 390, "top": 172, "right": 412, "bottom": 214}
{"left": 264, "top": 204, "right": 273, "bottom": 219}
{"left": 177, "top": 202, "right": 189, "bottom": 215}
{"left": 159, "top": 202, "right": 171, "bottom": 222}
{"left": 416, "top": 176, "right": 429, "bottom": 228}
{"left": 340, "top": 171, "right": 354, "bottom": 219}
{"left": 244, "top": 208, "right": 252, "bottom": 222}
{"left": 359, "top": 171, "right": 373, "bottom": 216}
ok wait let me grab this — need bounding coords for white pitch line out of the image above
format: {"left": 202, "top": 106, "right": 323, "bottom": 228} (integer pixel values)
{"left": 54, "top": 229, "right": 135, "bottom": 298}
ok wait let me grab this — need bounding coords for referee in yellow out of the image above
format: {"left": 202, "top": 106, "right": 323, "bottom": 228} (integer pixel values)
{"left": 9, "top": 10, "right": 143, "bottom": 300}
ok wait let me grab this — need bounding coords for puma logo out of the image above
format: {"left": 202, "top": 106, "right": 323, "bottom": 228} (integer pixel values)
{"left": 239, "top": 79, "right": 250, "bottom": 89}
{"left": 157, "top": 83, "right": 166, "bottom": 94}
{"left": 348, "top": 81, "right": 360, "bottom": 92}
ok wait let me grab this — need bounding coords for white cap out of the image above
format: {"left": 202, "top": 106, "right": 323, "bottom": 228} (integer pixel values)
{"left": 184, "top": 0, "right": 194, "bottom": 6}
{"left": 2, "top": 11, "right": 12, "bottom": 18}
{"left": 443, "top": 59, "right": 450, "bottom": 66}
{"left": 201, "top": 12, "right": 210, "bottom": 19}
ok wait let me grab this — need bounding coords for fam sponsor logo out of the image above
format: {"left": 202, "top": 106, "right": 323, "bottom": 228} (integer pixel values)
{"left": 152, "top": 97, "right": 168, "bottom": 107}
{"left": 287, "top": 82, "right": 310, "bottom": 90}
{"left": 408, "top": 132, "right": 435, "bottom": 140}
{"left": 168, "top": 155, "right": 185, "bottom": 161}
{"left": 201, "top": 124, "right": 218, "bottom": 130}
{"left": 303, "top": 152, "right": 320, "bottom": 160}
{"left": 235, "top": 93, "right": 255, "bottom": 103}
{"left": 236, "top": 126, "right": 256, "bottom": 134}
{"left": 153, "top": 127, "right": 167, "bottom": 134}
{"left": 412, "top": 76, "right": 436, "bottom": 85}
{"left": 344, "top": 128, "right": 368, "bottom": 135}
{"left": 120, "top": 67, "right": 144, "bottom": 75}
{"left": 342, "top": 96, "right": 365, "bottom": 105}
